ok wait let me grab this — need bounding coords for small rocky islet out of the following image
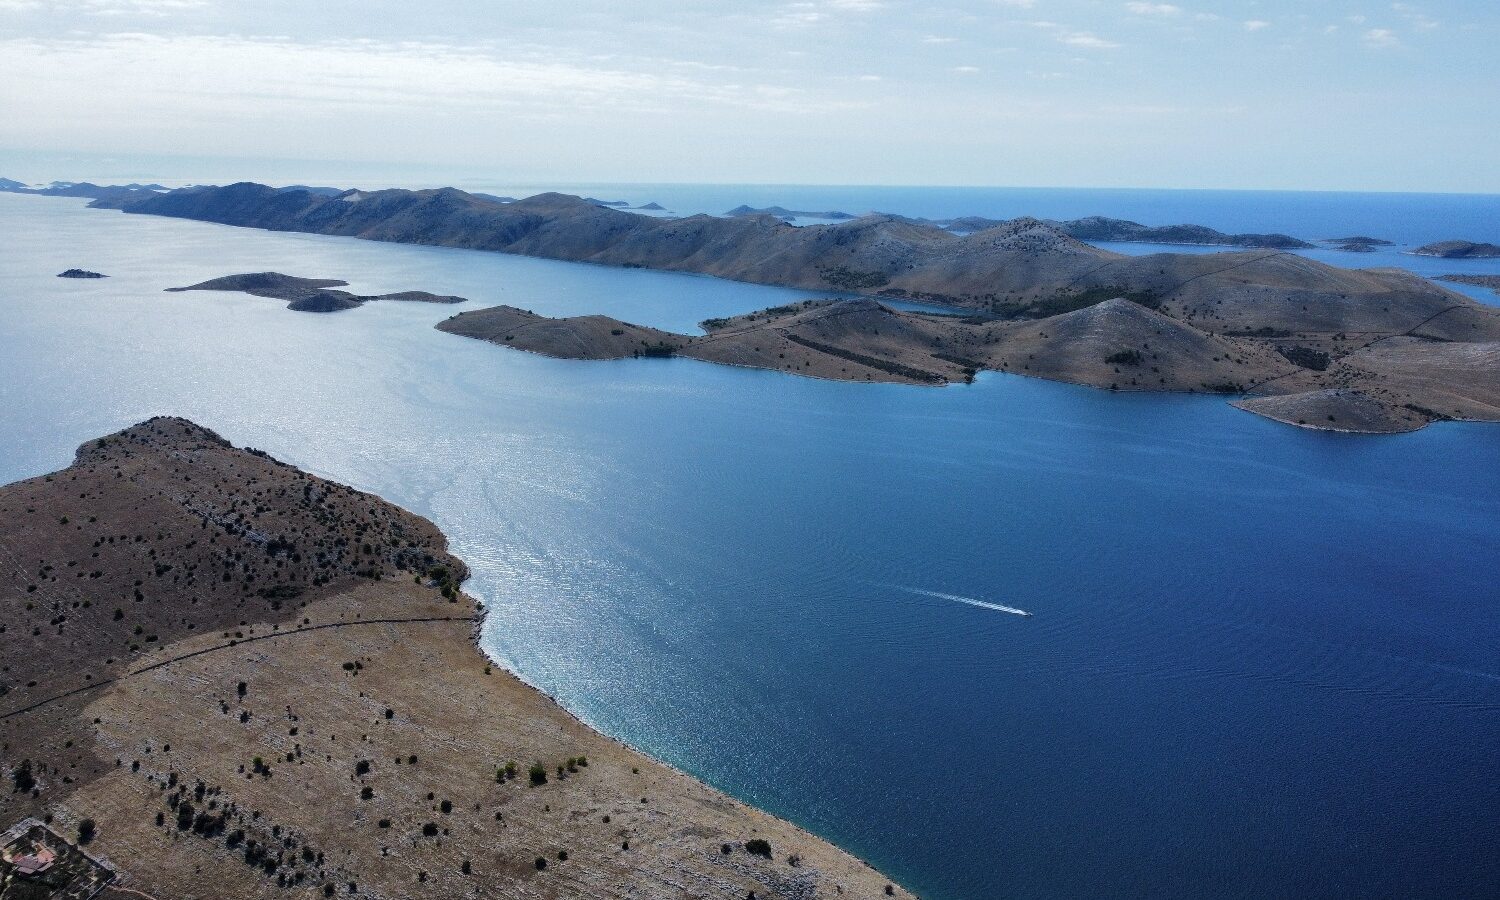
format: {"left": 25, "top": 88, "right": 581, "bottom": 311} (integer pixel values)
{"left": 166, "top": 272, "right": 467, "bottom": 312}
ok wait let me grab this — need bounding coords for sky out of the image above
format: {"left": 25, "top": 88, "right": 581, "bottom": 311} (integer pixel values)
{"left": 0, "top": 0, "right": 1495, "bottom": 192}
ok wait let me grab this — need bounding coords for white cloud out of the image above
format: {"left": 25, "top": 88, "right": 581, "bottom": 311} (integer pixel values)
{"left": 772, "top": 0, "right": 883, "bottom": 26}
{"left": 1029, "top": 20, "right": 1122, "bottom": 49}
{"left": 1362, "top": 27, "right": 1400, "bottom": 47}
{"left": 1059, "top": 31, "right": 1120, "bottom": 48}
{"left": 1243, "top": 19, "right": 1271, "bottom": 31}
{"left": 1125, "top": 3, "right": 1181, "bottom": 16}
{"left": 922, "top": 35, "right": 957, "bottom": 44}
{"left": 993, "top": 0, "right": 1037, "bottom": 7}
{"left": 0, "top": 0, "right": 207, "bottom": 13}
{"left": 950, "top": 65, "right": 981, "bottom": 73}
{"left": 1392, "top": 3, "right": 1439, "bottom": 30}
{"left": 0, "top": 33, "right": 843, "bottom": 123}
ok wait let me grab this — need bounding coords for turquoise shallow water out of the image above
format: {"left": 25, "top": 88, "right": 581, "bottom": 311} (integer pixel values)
{"left": 3, "top": 194, "right": 1500, "bottom": 899}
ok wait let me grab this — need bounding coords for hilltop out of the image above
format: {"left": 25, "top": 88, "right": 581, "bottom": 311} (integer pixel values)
{"left": 0, "top": 418, "right": 911, "bottom": 899}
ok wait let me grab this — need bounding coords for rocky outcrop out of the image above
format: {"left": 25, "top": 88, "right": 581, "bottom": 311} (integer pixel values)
{"left": 57, "top": 268, "right": 106, "bottom": 278}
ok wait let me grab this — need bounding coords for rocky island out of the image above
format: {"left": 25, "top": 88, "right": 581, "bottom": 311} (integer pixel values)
{"left": 437, "top": 284, "right": 1500, "bottom": 433}
{"left": 726, "top": 205, "right": 857, "bottom": 221}
{"left": 167, "top": 272, "right": 467, "bottom": 312}
{"left": 1323, "top": 236, "right": 1394, "bottom": 253}
{"left": 1414, "top": 240, "right": 1500, "bottom": 259}
{"left": 0, "top": 417, "right": 911, "bottom": 899}
{"left": 25, "top": 179, "right": 1500, "bottom": 433}
{"left": 57, "top": 269, "right": 106, "bottom": 279}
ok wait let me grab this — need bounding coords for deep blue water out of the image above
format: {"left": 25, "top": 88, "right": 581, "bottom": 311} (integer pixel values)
{"left": 2, "top": 193, "right": 1500, "bottom": 899}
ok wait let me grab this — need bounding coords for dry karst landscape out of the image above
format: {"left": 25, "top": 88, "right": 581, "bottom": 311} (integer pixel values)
{"left": 0, "top": 418, "right": 910, "bottom": 899}
{"left": 71, "top": 181, "right": 1500, "bottom": 434}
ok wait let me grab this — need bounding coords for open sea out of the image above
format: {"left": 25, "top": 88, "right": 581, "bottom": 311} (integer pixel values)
{"left": 2, "top": 187, "right": 1499, "bottom": 898}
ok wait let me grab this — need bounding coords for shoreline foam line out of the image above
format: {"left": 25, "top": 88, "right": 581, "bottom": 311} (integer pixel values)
{"left": 889, "top": 584, "right": 1032, "bottom": 617}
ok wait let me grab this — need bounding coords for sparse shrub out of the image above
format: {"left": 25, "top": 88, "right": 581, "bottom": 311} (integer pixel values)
{"left": 77, "top": 818, "right": 97, "bottom": 844}
{"left": 745, "top": 838, "right": 772, "bottom": 858}
{"left": 529, "top": 763, "right": 547, "bottom": 786}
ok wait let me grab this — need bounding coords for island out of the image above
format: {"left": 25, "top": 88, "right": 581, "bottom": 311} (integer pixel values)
{"left": 166, "top": 272, "right": 467, "bottom": 312}
{"left": 0, "top": 179, "right": 165, "bottom": 206}
{"left": 435, "top": 286, "right": 1500, "bottom": 433}
{"left": 1323, "top": 236, "right": 1394, "bottom": 253}
{"left": 726, "top": 205, "right": 857, "bottom": 221}
{"left": 28, "top": 179, "right": 1500, "bottom": 433}
{"left": 57, "top": 269, "right": 106, "bottom": 279}
{"left": 1414, "top": 240, "right": 1500, "bottom": 259}
{"left": 0, "top": 417, "right": 912, "bottom": 899}
{"left": 723, "top": 205, "right": 1312, "bottom": 248}
{"left": 1044, "top": 216, "right": 1313, "bottom": 249}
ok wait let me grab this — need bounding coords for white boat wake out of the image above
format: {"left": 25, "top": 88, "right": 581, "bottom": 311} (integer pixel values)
{"left": 888, "top": 584, "right": 1032, "bottom": 617}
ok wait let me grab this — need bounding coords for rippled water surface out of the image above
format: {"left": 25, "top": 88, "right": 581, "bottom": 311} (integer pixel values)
{"left": 3, "top": 194, "right": 1499, "bottom": 899}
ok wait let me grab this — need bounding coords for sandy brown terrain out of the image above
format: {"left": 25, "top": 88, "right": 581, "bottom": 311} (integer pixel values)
{"left": 0, "top": 419, "right": 909, "bottom": 899}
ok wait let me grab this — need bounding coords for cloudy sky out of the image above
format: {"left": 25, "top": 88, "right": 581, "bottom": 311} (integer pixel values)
{"left": 0, "top": 0, "right": 1494, "bottom": 191}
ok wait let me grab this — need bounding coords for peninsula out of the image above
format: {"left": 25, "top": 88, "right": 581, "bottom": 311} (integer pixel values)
{"left": 436, "top": 289, "right": 1500, "bottom": 433}
{"left": 0, "top": 417, "right": 911, "bottom": 899}
{"left": 1439, "top": 274, "right": 1500, "bottom": 295}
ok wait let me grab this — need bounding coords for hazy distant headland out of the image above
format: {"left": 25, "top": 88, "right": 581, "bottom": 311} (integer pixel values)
{"left": 8, "top": 178, "right": 1500, "bottom": 433}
